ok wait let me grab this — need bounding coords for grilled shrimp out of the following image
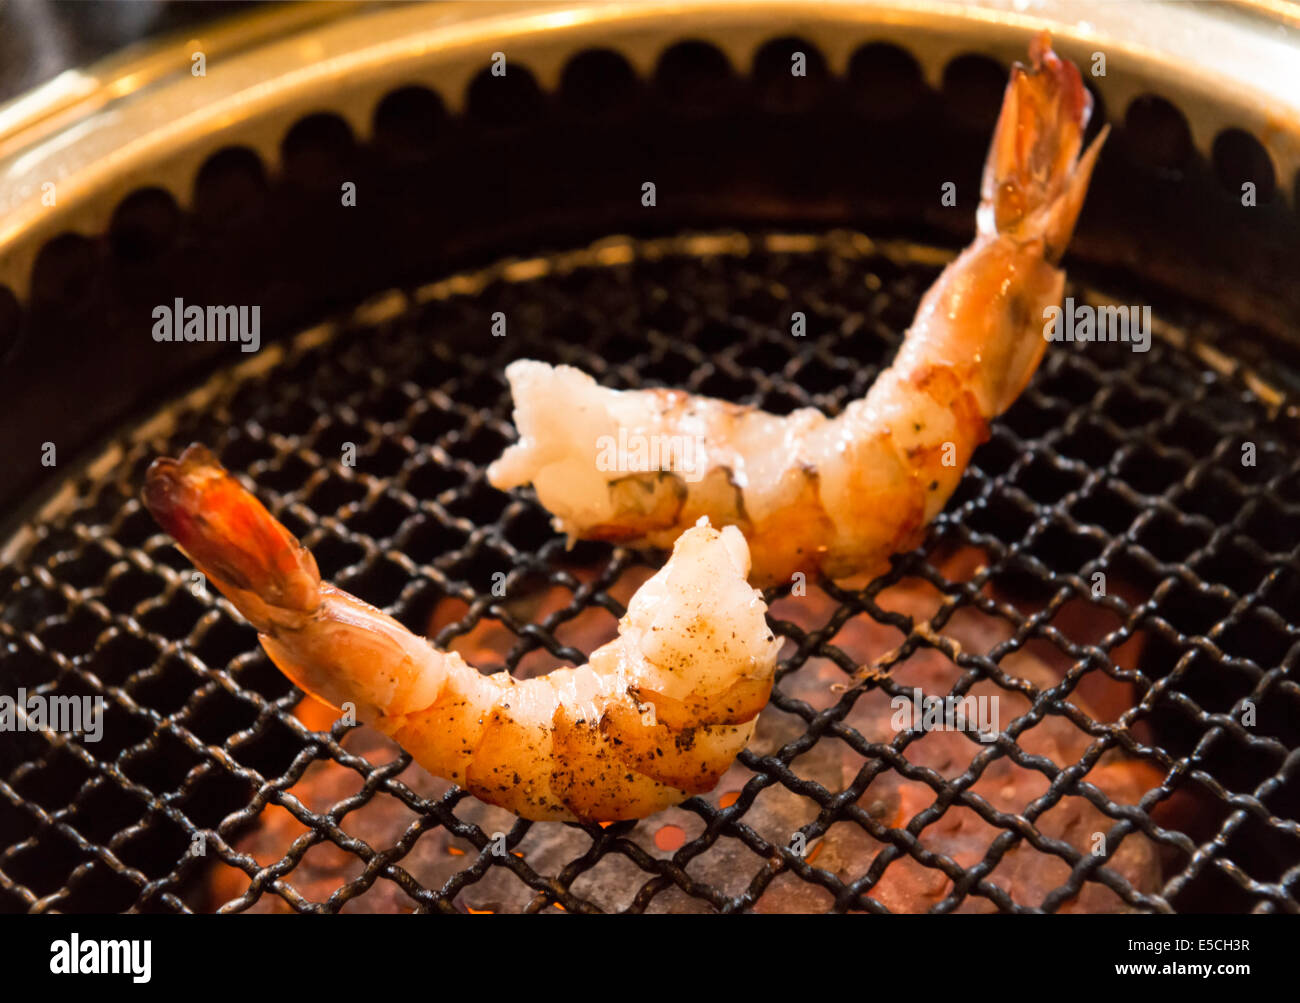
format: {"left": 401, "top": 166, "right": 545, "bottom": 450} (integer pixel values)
{"left": 488, "top": 34, "right": 1108, "bottom": 585}
{"left": 142, "top": 445, "right": 780, "bottom": 822}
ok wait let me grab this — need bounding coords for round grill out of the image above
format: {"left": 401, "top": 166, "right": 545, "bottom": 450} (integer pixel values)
{"left": 2, "top": 230, "right": 1297, "bottom": 913}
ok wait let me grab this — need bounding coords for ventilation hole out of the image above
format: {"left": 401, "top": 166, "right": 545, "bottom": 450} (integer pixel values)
{"left": 1212, "top": 128, "right": 1276, "bottom": 202}
{"left": 847, "top": 42, "right": 926, "bottom": 121}
{"left": 1137, "top": 510, "right": 1209, "bottom": 566}
{"left": 1123, "top": 95, "right": 1193, "bottom": 176}
{"left": 1118, "top": 446, "right": 1188, "bottom": 496}
{"left": 443, "top": 544, "right": 510, "bottom": 587}
{"left": 355, "top": 437, "right": 411, "bottom": 478}
{"left": 74, "top": 782, "right": 147, "bottom": 847}
{"left": 308, "top": 532, "right": 367, "bottom": 580}
{"left": 29, "top": 233, "right": 99, "bottom": 309}
{"left": 1103, "top": 384, "right": 1165, "bottom": 429}
{"left": 0, "top": 285, "right": 21, "bottom": 360}
{"left": 337, "top": 557, "right": 411, "bottom": 610}
{"left": 233, "top": 715, "right": 306, "bottom": 778}
{"left": 346, "top": 494, "right": 416, "bottom": 543}
{"left": 559, "top": 48, "right": 639, "bottom": 116}
{"left": 1241, "top": 496, "right": 1300, "bottom": 547}
{"left": 653, "top": 40, "right": 736, "bottom": 115}
{"left": 217, "top": 434, "right": 276, "bottom": 472}
{"left": 192, "top": 146, "right": 269, "bottom": 228}
{"left": 1218, "top": 608, "right": 1291, "bottom": 670}
{"left": 501, "top": 505, "right": 553, "bottom": 552}
{"left": 192, "top": 614, "right": 257, "bottom": 669}
{"left": 696, "top": 369, "right": 757, "bottom": 401}
{"left": 446, "top": 424, "right": 509, "bottom": 466}
{"left": 695, "top": 319, "right": 738, "bottom": 353}
{"left": 103, "top": 567, "right": 165, "bottom": 613}
{"left": 108, "top": 187, "right": 181, "bottom": 262}
{"left": 305, "top": 474, "right": 367, "bottom": 516}
{"left": 1017, "top": 453, "right": 1084, "bottom": 505}
{"left": 445, "top": 481, "right": 508, "bottom": 523}
{"left": 757, "top": 386, "right": 807, "bottom": 416}
{"left": 409, "top": 406, "right": 461, "bottom": 444}
{"left": 403, "top": 517, "right": 467, "bottom": 566}
{"left": 16, "top": 749, "right": 94, "bottom": 815}
{"left": 1159, "top": 410, "right": 1220, "bottom": 459}
{"left": 1194, "top": 545, "right": 1269, "bottom": 599}
{"left": 752, "top": 36, "right": 829, "bottom": 113}
{"left": 373, "top": 85, "right": 447, "bottom": 160}
{"left": 137, "top": 589, "right": 207, "bottom": 640}
{"left": 132, "top": 654, "right": 204, "bottom": 716}
{"left": 37, "top": 609, "right": 106, "bottom": 659}
{"left": 85, "top": 631, "right": 160, "bottom": 687}
{"left": 465, "top": 64, "right": 546, "bottom": 127}
{"left": 377, "top": 85, "right": 452, "bottom": 162}
{"left": 280, "top": 113, "right": 357, "bottom": 187}
{"left": 741, "top": 337, "right": 796, "bottom": 374}
{"left": 941, "top": 53, "right": 1006, "bottom": 133}
{"left": 1026, "top": 521, "right": 1103, "bottom": 571}
{"left": 177, "top": 768, "right": 253, "bottom": 829}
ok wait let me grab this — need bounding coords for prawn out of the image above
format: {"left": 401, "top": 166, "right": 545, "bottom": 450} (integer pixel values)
{"left": 142, "top": 444, "right": 780, "bottom": 822}
{"left": 488, "top": 34, "right": 1109, "bottom": 585}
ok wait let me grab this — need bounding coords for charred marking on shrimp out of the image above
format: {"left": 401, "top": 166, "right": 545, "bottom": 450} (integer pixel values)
{"left": 143, "top": 445, "right": 780, "bottom": 822}
{"left": 488, "top": 34, "right": 1108, "bottom": 586}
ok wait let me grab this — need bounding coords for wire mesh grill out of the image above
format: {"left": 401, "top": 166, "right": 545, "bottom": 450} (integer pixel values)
{"left": 1, "top": 230, "right": 1298, "bottom": 913}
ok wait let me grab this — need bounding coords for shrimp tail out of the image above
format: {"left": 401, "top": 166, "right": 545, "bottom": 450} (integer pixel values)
{"left": 978, "top": 30, "right": 1109, "bottom": 262}
{"left": 142, "top": 443, "right": 322, "bottom": 634}
{"left": 144, "top": 445, "right": 445, "bottom": 720}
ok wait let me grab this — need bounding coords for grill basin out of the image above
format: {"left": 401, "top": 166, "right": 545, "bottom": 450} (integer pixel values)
{"left": 1, "top": 230, "right": 1297, "bottom": 913}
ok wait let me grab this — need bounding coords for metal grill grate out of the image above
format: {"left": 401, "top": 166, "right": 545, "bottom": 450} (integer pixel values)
{"left": 1, "top": 230, "right": 1298, "bottom": 913}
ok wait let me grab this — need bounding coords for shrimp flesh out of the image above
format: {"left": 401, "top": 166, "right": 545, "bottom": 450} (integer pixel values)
{"left": 488, "top": 34, "right": 1108, "bottom": 585}
{"left": 142, "top": 444, "right": 780, "bottom": 822}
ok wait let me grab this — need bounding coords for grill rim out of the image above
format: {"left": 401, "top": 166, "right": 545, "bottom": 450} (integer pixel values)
{"left": 4, "top": 0, "right": 1300, "bottom": 300}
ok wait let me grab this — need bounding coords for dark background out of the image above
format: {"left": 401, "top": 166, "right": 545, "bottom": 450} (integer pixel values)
{"left": 0, "top": 0, "right": 259, "bottom": 102}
